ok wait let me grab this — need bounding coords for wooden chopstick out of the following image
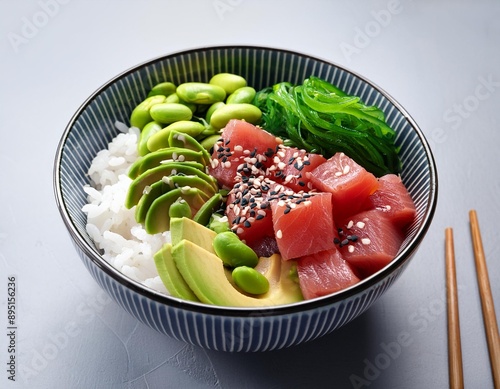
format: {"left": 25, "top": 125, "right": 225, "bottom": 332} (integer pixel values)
{"left": 469, "top": 209, "right": 500, "bottom": 388}
{"left": 445, "top": 227, "right": 464, "bottom": 389}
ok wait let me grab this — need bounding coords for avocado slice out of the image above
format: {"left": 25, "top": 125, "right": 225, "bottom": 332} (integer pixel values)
{"left": 125, "top": 163, "right": 218, "bottom": 208}
{"left": 170, "top": 217, "right": 217, "bottom": 251}
{"left": 193, "top": 193, "right": 223, "bottom": 226}
{"left": 135, "top": 176, "right": 218, "bottom": 223}
{"left": 153, "top": 243, "right": 200, "bottom": 301}
{"left": 128, "top": 148, "right": 209, "bottom": 179}
{"left": 172, "top": 240, "right": 303, "bottom": 307}
{"left": 168, "top": 131, "right": 212, "bottom": 165}
{"left": 145, "top": 187, "right": 209, "bottom": 234}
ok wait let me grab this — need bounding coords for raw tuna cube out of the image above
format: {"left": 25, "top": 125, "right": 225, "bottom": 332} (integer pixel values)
{"left": 337, "top": 209, "right": 405, "bottom": 277}
{"left": 364, "top": 174, "right": 417, "bottom": 229}
{"left": 297, "top": 247, "right": 361, "bottom": 300}
{"left": 307, "top": 152, "right": 379, "bottom": 221}
{"left": 271, "top": 191, "right": 335, "bottom": 260}
{"left": 266, "top": 146, "right": 326, "bottom": 192}
{"left": 208, "top": 119, "right": 282, "bottom": 189}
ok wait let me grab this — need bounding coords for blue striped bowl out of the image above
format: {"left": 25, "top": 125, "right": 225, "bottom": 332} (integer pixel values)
{"left": 54, "top": 46, "right": 437, "bottom": 352}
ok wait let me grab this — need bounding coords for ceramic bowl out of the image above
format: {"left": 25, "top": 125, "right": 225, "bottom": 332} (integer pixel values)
{"left": 54, "top": 46, "right": 437, "bottom": 352}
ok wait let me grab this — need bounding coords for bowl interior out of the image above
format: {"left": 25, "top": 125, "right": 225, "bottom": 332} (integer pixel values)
{"left": 55, "top": 46, "right": 437, "bottom": 309}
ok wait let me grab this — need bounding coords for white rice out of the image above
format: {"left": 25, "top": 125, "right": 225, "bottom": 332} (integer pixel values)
{"left": 82, "top": 122, "right": 170, "bottom": 294}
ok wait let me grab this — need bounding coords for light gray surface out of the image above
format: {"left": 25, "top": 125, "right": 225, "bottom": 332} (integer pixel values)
{"left": 1, "top": 0, "right": 499, "bottom": 388}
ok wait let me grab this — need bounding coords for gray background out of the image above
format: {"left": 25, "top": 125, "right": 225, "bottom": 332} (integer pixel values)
{"left": 1, "top": 0, "right": 499, "bottom": 388}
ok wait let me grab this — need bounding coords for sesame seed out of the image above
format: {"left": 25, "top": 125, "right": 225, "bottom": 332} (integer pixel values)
{"left": 356, "top": 221, "right": 365, "bottom": 229}
{"left": 348, "top": 245, "right": 355, "bottom": 253}
{"left": 361, "top": 238, "right": 371, "bottom": 245}
{"left": 343, "top": 165, "right": 350, "bottom": 175}
{"left": 335, "top": 171, "right": 343, "bottom": 177}
{"left": 224, "top": 161, "right": 231, "bottom": 168}
{"left": 347, "top": 220, "right": 354, "bottom": 229}
{"left": 234, "top": 145, "right": 243, "bottom": 151}
{"left": 276, "top": 230, "right": 283, "bottom": 239}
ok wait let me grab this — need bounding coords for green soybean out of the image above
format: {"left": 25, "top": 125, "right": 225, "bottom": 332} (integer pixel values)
{"left": 147, "top": 121, "right": 205, "bottom": 152}
{"left": 209, "top": 73, "right": 247, "bottom": 94}
{"left": 138, "top": 121, "right": 162, "bottom": 156}
{"left": 210, "top": 103, "right": 262, "bottom": 129}
{"left": 213, "top": 231, "right": 258, "bottom": 268}
{"left": 130, "top": 95, "right": 166, "bottom": 130}
{"left": 226, "top": 87, "right": 256, "bottom": 104}
{"left": 165, "top": 93, "right": 180, "bottom": 104}
{"left": 232, "top": 266, "right": 269, "bottom": 295}
{"left": 209, "top": 213, "right": 231, "bottom": 234}
{"left": 205, "top": 101, "right": 225, "bottom": 123}
{"left": 148, "top": 82, "right": 176, "bottom": 97}
{"left": 169, "top": 198, "right": 192, "bottom": 219}
{"left": 176, "top": 82, "right": 226, "bottom": 105}
{"left": 149, "top": 103, "right": 193, "bottom": 124}
{"left": 200, "top": 134, "right": 221, "bottom": 151}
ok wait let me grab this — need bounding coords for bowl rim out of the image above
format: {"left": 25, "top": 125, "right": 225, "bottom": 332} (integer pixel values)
{"left": 53, "top": 44, "right": 438, "bottom": 317}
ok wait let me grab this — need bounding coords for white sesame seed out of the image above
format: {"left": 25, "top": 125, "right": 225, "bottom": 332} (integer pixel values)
{"left": 177, "top": 155, "right": 185, "bottom": 162}
{"left": 224, "top": 161, "right": 231, "bottom": 168}
{"left": 335, "top": 171, "right": 343, "bottom": 177}
{"left": 143, "top": 185, "right": 152, "bottom": 195}
{"left": 278, "top": 162, "right": 286, "bottom": 170}
{"left": 234, "top": 145, "right": 243, "bottom": 151}
{"left": 303, "top": 200, "right": 312, "bottom": 207}
{"left": 361, "top": 238, "right": 371, "bottom": 245}
{"left": 211, "top": 159, "right": 219, "bottom": 168}
{"left": 236, "top": 227, "right": 244, "bottom": 235}
{"left": 276, "top": 230, "right": 283, "bottom": 239}
{"left": 348, "top": 245, "right": 355, "bottom": 253}
{"left": 343, "top": 165, "right": 350, "bottom": 175}
{"left": 356, "top": 221, "right": 365, "bottom": 229}
{"left": 347, "top": 220, "right": 354, "bottom": 229}
{"left": 172, "top": 152, "right": 178, "bottom": 160}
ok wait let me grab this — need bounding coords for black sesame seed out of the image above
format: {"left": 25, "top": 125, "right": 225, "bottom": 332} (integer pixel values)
{"left": 298, "top": 181, "right": 306, "bottom": 187}
{"left": 334, "top": 237, "right": 341, "bottom": 244}
{"left": 303, "top": 160, "right": 311, "bottom": 165}
{"left": 244, "top": 220, "right": 251, "bottom": 228}
{"left": 256, "top": 214, "right": 265, "bottom": 220}
{"left": 347, "top": 235, "right": 358, "bottom": 242}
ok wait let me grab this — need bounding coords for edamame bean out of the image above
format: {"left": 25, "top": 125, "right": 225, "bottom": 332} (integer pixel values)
{"left": 210, "top": 103, "right": 262, "bottom": 129}
{"left": 169, "top": 198, "right": 192, "bottom": 219}
{"left": 209, "top": 73, "right": 247, "bottom": 94}
{"left": 213, "top": 231, "right": 258, "bottom": 268}
{"left": 205, "top": 101, "right": 225, "bottom": 123}
{"left": 232, "top": 266, "right": 269, "bottom": 295}
{"left": 209, "top": 213, "right": 231, "bottom": 234}
{"left": 147, "top": 121, "right": 205, "bottom": 152}
{"left": 138, "top": 121, "right": 162, "bottom": 156}
{"left": 130, "top": 95, "right": 166, "bottom": 130}
{"left": 165, "top": 93, "right": 180, "bottom": 104}
{"left": 226, "top": 87, "right": 256, "bottom": 104}
{"left": 149, "top": 103, "right": 193, "bottom": 124}
{"left": 200, "top": 134, "right": 221, "bottom": 151}
{"left": 176, "top": 82, "right": 226, "bottom": 104}
{"left": 148, "top": 82, "right": 176, "bottom": 97}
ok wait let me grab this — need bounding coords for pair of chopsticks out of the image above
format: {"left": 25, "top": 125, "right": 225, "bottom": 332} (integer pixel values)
{"left": 446, "top": 210, "right": 500, "bottom": 388}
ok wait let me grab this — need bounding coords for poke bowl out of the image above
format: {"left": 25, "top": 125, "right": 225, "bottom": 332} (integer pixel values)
{"left": 53, "top": 46, "right": 437, "bottom": 352}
